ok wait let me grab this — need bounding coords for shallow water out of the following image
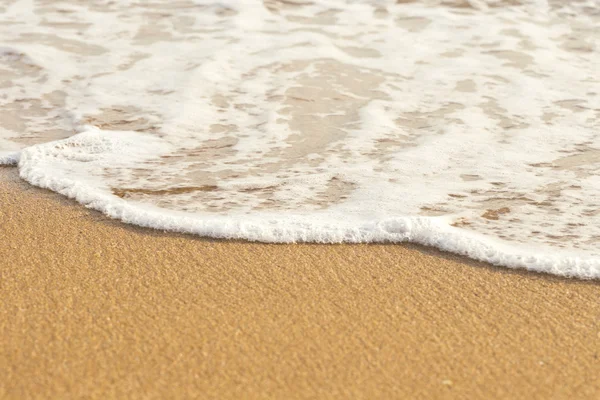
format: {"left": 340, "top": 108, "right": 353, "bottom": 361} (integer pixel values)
{"left": 1, "top": 0, "right": 600, "bottom": 277}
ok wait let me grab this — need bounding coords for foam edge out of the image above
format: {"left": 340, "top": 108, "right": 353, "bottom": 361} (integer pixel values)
{"left": 15, "top": 143, "right": 600, "bottom": 280}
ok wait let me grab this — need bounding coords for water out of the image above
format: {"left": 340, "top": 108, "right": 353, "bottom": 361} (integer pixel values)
{"left": 1, "top": 0, "right": 599, "bottom": 278}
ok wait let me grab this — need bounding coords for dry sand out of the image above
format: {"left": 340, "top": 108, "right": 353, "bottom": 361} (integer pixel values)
{"left": 1, "top": 165, "right": 599, "bottom": 399}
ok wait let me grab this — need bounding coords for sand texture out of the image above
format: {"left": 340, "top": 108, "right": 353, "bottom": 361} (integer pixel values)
{"left": 1, "top": 166, "right": 599, "bottom": 399}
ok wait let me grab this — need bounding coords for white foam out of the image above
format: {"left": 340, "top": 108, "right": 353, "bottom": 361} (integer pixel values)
{"left": 16, "top": 129, "right": 600, "bottom": 279}
{"left": 0, "top": 153, "right": 19, "bottom": 165}
{"left": 2, "top": 0, "right": 600, "bottom": 278}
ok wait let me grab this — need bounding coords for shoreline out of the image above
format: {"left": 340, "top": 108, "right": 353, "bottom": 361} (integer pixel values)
{"left": 1, "top": 165, "right": 600, "bottom": 398}
{"left": 14, "top": 157, "right": 597, "bottom": 279}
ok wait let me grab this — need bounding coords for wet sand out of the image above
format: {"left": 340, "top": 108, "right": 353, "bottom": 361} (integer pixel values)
{"left": 1, "top": 166, "right": 599, "bottom": 399}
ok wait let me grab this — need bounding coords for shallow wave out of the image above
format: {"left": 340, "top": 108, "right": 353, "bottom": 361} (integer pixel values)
{"left": 17, "top": 129, "right": 600, "bottom": 278}
{"left": 2, "top": 0, "right": 600, "bottom": 278}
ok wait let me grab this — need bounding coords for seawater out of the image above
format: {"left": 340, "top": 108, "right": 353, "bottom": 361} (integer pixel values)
{"left": 1, "top": 0, "right": 599, "bottom": 278}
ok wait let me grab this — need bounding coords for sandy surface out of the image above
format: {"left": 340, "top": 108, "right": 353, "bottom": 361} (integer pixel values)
{"left": 1, "top": 166, "right": 599, "bottom": 399}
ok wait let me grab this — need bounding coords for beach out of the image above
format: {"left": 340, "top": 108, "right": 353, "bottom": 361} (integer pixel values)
{"left": 2, "top": 1, "right": 600, "bottom": 397}
{"left": 2, "top": 165, "right": 599, "bottom": 399}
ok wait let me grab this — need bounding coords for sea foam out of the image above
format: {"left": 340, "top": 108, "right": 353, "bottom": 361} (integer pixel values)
{"left": 1, "top": 0, "right": 600, "bottom": 278}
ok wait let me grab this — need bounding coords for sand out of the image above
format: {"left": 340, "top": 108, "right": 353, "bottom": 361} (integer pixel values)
{"left": 1, "top": 165, "right": 599, "bottom": 399}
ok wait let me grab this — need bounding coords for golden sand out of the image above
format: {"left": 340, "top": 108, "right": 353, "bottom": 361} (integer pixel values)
{"left": 1, "top": 166, "right": 599, "bottom": 399}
